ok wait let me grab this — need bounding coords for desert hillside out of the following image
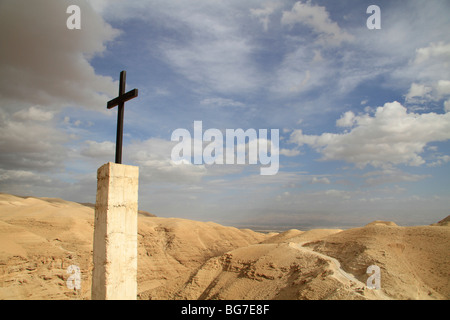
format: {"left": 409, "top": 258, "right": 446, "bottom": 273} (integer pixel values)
{"left": 303, "top": 221, "right": 450, "bottom": 299}
{"left": 0, "top": 192, "right": 449, "bottom": 300}
{"left": 0, "top": 193, "right": 266, "bottom": 299}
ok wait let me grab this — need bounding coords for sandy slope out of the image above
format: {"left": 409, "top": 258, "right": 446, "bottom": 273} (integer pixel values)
{"left": 0, "top": 192, "right": 449, "bottom": 300}
{"left": 137, "top": 218, "right": 267, "bottom": 299}
{"left": 303, "top": 222, "right": 450, "bottom": 299}
{"left": 0, "top": 193, "right": 266, "bottom": 299}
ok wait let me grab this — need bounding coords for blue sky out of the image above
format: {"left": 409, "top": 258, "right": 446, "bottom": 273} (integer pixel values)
{"left": 1, "top": 0, "right": 450, "bottom": 228}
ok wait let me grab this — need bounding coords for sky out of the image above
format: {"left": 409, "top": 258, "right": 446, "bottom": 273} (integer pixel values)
{"left": 1, "top": 0, "right": 450, "bottom": 229}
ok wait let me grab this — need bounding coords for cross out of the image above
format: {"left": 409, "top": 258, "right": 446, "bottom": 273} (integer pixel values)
{"left": 107, "top": 71, "right": 138, "bottom": 164}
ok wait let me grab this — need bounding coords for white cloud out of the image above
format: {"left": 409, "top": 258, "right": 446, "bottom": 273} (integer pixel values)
{"left": 410, "top": 42, "right": 450, "bottom": 84}
{"left": 289, "top": 70, "right": 311, "bottom": 93}
{"left": 406, "top": 80, "right": 450, "bottom": 105}
{"left": 81, "top": 141, "right": 115, "bottom": 159}
{"left": 161, "top": 37, "right": 259, "bottom": 94}
{"left": 12, "top": 106, "right": 54, "bottom": 122}
{"left": 310, "top": 176, "right": 331, "bottom": 184}
{"left": 0, "top": 107, "right": 68, "bottom": 171}
{"left": 149, "top": 1, "right": 264, "bottom": 95}
{"left": 427, "top": 154, "right": 450, "bottom": 167}
{"left": 270, "top": 46, "right": 329, "bottom": 94}
{"left": 281, "top": 1, "right": 353, "bottom": 46}
{"left": 81, "top": 1, "right": 267, "bottom": 94}
{"left": 401, "top": 42, "right": 450, "bottom": 109}
{"left": 290, "top": 101, "right": 450, "bottom": 168}
{"left": 445, "top": 100, "right": 450, "bottom": 113}
{"left": 413, "top": 42, "right": 450, "bottom": 65}
{"left": 153, "top": 87, "right": 171, "bottom": 96}
{"left": 322, "top": 189, "right": 351, "bottom": 199}
{"left": 200, "top": 98, "right": 246, "bottom": 108}
{"left": 0, "top": 0, "right": 123, "bottom": 199}
{"left": 336, "top": 111, "right": 356, "bottom": 128}
{"left": 436, "top": 80, "right": 450, "bottom": 97}
{"left": 405, "top": 83, "right": 433, "bottom": 101}
{"left": 0, "top": 169, "right": 51, "bottom": 184}
{"left": 88, "top": 0, "right": 109, "bottom": 14}
{"left": 363, "top": 169, "right": 429, "bottom": 186}
{"left": 126, "top": 138, "right": 207, "bottom": 184}
{"left": 280, "top": 148, "right": 300, "bottom": 157}
{"left": 0, "top": 0, "right": 119, "bottom": 110}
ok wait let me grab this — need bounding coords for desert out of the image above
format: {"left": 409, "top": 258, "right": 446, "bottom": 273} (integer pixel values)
{"left": 0, "top": 192, "right": 449, "bottom": 300}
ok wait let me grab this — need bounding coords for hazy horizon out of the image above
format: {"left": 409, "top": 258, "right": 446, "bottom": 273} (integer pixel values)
{"left": 1, "top": 191, "right": 446, "bottom": 231}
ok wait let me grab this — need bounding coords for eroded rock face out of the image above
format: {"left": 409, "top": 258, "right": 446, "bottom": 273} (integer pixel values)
{"left": 175, "top": 242, "right": 370, "bottom": 300}
{"left": 303, "top": 224, "right": 450, "bottom": 300}
{"left": 0, "top": 193, "right": 267, "bottom": 300}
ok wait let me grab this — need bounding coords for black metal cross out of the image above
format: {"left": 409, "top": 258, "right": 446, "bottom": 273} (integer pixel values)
{"left": 107, "top": 71, "right": 138, "bottom": 164}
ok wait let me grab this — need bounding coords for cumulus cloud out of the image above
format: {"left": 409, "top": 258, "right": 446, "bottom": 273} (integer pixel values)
{"left": 0, "top": 0, "right": 124, "bottom": 199}
{"left": 408, "top": 42, "right": 450, "bottom": 85}
{"left": 12, "top": 106, "right": 55, "bottom": 122}
{"left": 0, "top": 107, "right": 69, "bottom": 171}
{"left": 0, "top": 168, "right": 52, "bottom": 185}
{"left": 0, "top": 0, "right": 119, "bottom": 110}
{"left": 126, "top": 138, "right": 207, "bottom": 184}
{"left": 405, "top": 83, "right": 433, "bottom": 102}
{"left": 401, "top": 42, "right": 450, "bottom": 110}
{"left": 336, "top": 111, "right": 356, "bottom": 128}
{"left": 290, "top": 101, "right": 450, "bottom": 168}
{"left": 281, "top": 1, "right": 353, "bottom": 46}
{"left": 0, "top": 168, "right": 63, "bottom": 198}
{"left": 81, "top": 141, "right": 115, "bottom": 159}
{"left": 413, "top": 42, "right": 450, "bottom": 65}
{"left": 406, "top": 80, "right": 450, "bottom": 106}
{"left": 445, "top": 100, "right": 450, "bottom": 113}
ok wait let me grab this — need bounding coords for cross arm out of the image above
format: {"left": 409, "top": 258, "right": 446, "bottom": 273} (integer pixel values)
{"left": 107, "top": 89, "right": 139, "bottom": 109}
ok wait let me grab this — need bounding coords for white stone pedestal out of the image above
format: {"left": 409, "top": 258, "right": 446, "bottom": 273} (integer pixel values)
{"left": 91, "top": 162, "right": 139, "bottom": 300}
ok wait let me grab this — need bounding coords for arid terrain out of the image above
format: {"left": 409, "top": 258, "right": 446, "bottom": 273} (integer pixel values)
{"left": 0, "top": 192, "right": 449, "bottom": 300}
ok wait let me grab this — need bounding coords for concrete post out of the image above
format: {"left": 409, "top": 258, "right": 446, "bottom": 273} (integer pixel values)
{"left": 91, "top": 162, "right": 139, "bottom": 300}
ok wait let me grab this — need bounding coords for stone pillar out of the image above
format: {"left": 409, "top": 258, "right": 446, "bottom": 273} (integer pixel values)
{"left": 91, "top": 162, "right": 139, "bottom": 300}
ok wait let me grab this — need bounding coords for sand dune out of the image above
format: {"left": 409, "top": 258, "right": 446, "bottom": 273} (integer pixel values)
{"left": 0, "top": 192, "right": 449, "bottom": 300}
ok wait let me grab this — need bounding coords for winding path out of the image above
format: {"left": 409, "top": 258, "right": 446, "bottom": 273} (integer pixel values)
{"left": 289, "top": 242, "right": 391, "bottom": 300}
